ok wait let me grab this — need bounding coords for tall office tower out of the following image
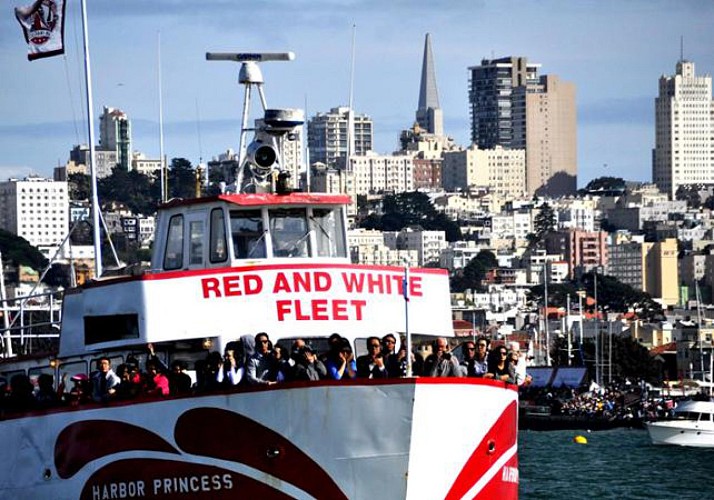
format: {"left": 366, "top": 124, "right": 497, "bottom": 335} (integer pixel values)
{"left": 416, "top": 33, "right": 443, "bottom": 136}
{"left": 0, "top": 176, "right": 69, "bottom": 259}
{"left": 653, "top": 59, "right": 714, "bottom": 199}
{"left": 468, "top": 57, "right": 577, "bottom": 196}
{"left": 307, "top": 107, "right": 373, "bottom": 167}
{"left": 99, "top": 106, "right": 132, "bottom": 171}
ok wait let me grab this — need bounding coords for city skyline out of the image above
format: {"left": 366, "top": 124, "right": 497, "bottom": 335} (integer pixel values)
{"left": 1, "top": 0, "right": 713, "bottom": 187}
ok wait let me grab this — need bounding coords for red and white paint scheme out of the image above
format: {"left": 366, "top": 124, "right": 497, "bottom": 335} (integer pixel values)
{"left": 0, "top": 52, "right": 518, "bottom": 499}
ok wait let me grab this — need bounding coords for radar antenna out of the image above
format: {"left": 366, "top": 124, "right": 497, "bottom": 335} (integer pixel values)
{"left": 206, "top": 52, "right": 294, "bottom": 167}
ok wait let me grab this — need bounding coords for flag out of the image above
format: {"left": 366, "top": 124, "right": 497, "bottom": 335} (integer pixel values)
{"left": 15, "top": 0, "right": 67, "bottom": 61}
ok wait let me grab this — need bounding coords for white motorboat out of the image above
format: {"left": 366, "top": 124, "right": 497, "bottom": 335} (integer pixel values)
{"left": 646, "top": 400, "right": 714, "bottom": 447}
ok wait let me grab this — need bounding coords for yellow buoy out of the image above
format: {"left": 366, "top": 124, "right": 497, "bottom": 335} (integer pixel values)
{"left": 573, "top": 435, "right": 588, "bottom": 444}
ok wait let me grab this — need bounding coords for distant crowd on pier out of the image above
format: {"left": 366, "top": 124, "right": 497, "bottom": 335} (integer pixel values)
{"left": 0, "top": 333, "right": 532, "bottom": 414}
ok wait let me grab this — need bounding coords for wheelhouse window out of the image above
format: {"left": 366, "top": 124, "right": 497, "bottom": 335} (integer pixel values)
{"left": 163, "top": 215, "right": 184, "bottom": 270}
{"left": 189, "top": 220, "right": 204, "bottom": 265}
{"left": 312, "top": 208, "right": 346, "bottom": 258}
{"left": 230, "top": 210, "right": 266, "bottom": 259}
{"left": 210, "top": 208, "right": 228, "bottom": 263}
{"left": 270, "top": 208, "right": 310, "bottom": 258}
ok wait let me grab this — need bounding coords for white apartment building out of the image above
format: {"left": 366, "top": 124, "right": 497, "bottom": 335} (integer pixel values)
{"left": 0, "top": 177, "right": 69, "bottom": 258}
{"left": 489, "top": 210, "right": 533, "bottom": 242}
{"left": 347, "top": 229, "right": 418, "bottom": 267}
{"left": 439, "top": 241, "right": 485, "bottom": 270}
{"left": 554, "top": 198, "right": 597, "bottom": 232}
{"left": 384, "top": 227, "right": 446, "bottom": 266}
{"left": 309, "top": 165, "right": 357, "bottom": 219}
{"left": 345, "top": 153, "right": 414, "bottom": 195}
{"left": 653, "top": 59, "right": 714, "bottom": 198}
{"left": 442, "top": 145, "right": 526, "bottom": 199}
{"left": 132, "top": 153, "right": 162, "bottom": 178}
{"left": 307, "top": 107, "right": 373, "bottom": 167}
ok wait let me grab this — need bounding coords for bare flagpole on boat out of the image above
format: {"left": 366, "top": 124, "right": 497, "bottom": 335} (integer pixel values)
{"left": 79, "top": 0, "right": 102, "bottom": 278}
{"left": 158, "top": 31, "right": 167, "bottom": 203}
{"left": 0, "top": 252, "right": 12, "bottom": 357}
{"left": 403, "top": 261, "right": 412, "bottom": 377}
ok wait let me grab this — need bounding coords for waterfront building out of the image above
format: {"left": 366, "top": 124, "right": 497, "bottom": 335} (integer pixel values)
{"left": 0, "top": 176, "right": 69, "bottom": 259}
{"left": 307, "top": 107, "right": 373, "bottom": 167}
{"left": 468, "top": 56, "right": 577, "bottom": 196}
{"left": 653, "top": 59, "right": 714, "bottom": 199}
{"left": 99, "top": 106, "right": 132, "bottom": 171}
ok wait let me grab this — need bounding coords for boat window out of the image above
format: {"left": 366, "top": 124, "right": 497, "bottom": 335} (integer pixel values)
{"left": 230, "top": 210, "right": 266, "bottom": 259}
{"left": 270, "top": 208, "right": 310, "bottom": 258}
{"left": 209, "top": 208, "right": 228, "bottom": 263}
{"left": 84, "top": 314, "right": 140, "bottom": 345}
{"left": 189, "top": 220, "right": 204, "bottom": 265}
{"left": 163, "top": 215, "right": 184, "bottom": 270}
{"left": 311, "top": 208, "right": 346, "bottom": 258}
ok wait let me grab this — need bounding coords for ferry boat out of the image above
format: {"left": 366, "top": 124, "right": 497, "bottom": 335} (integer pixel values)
{"left": 646, "top": 399, "right": 714, "bottom": 447}
{"left": 0, "top": 52, "right": 518, "bottom": 499}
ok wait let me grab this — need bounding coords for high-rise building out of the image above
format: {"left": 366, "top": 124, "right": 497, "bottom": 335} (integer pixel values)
{"left": 99, "top": 106, "right": 132, "bottom": 171}
{"left": 416, "top": 33, "right": 443, "bottom": 136}
{"left": 652, "top": 59, "right": 714, "bottom": 199}
{"left": 307, "top": 107, "right": 373, "bottom": 167}
{"left": 0, "top": 176, "right": 69, "bottom": 259}
{"left": 468, "top": 57, "right": 577, "bottom": 196}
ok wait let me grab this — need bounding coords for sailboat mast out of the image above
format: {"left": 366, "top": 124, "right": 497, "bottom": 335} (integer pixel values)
{"left": 80, "top": 0, "right": 102, "bottom": 279}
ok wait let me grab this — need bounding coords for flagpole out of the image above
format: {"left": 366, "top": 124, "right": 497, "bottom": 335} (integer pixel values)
{"left": 80, "top": 0, "right": 102, "bottom": 278}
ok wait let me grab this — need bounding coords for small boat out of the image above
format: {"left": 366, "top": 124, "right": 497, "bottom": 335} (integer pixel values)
{"left": 646, "top": 400, "right": 714, "bottom": 447}
{"left": 0, "top": 52, "right": 519, "bottom": 499}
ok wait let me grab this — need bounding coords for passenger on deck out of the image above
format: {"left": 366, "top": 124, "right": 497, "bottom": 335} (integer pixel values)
{"left": 485, "top": 346, "right": 512, "bottom": 383}
{"left": 35, "top": 373, "right": 61, "bottom": 409}
{"left": 356, "top": 337, "right": 388, "bottom": 379}
{"left": 508, "top": 342, "right": 532, "bottom": 386}
{"left": 423, "top": 338, "right": 463, "bottom": 377}
{"left": 199, "top": 352, "right": 225, "bottom": 391}
{"left": 320, "top": 333, "right": 343, "bottom": 365}
{"left": 5, "top": 374, "right": 35, "bottom": 411}
{"left": 293, "top": 346, "right": 327, "bottom": 381}
{"left": 216, "top": 345, "right": 244, "bottom": 386}
{"left": 461, "top": 338, "right": 489, "bottom": 377}
{"left": 144, "top": 359, "right": 170, "bottom": 396}
{"left": 381, "top": 334, "right": 401, "bottom": 377}
{"left": 114, "top": 364, "right": 141, "bottom": 400}
{"left": 325, "top": 338, "right": 357, "bottom": 380}
{"left": 289, "top": 338, "right": 306, "bottom": 368}
{"left": 67, "top": 373, "right": 91, "bottom": 406}
{"left": 91, "top": 357, "right": 121, "bottom": 402}
{"left": 169, "top": 360, "right": 193, "bottom": 394}
{"left": 268, "top": 344, "right": 292, "bottom": 382}
{"left": 246, "top": 332, "right": 278, "bottom": 386}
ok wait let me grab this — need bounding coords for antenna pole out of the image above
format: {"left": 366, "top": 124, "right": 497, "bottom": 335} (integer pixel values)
{"left": 347, "top": 25, "right": 357, "bottom": 160}
{"left": 80, "top": 0, "right": 102, "bottom": 279}
{"left": 158, "top": 31, "right": 167, "bottom": 203}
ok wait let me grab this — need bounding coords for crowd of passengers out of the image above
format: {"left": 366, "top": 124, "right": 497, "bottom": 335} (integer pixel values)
{"left": 0, "top": 333, "right": 531, "bottom": 413}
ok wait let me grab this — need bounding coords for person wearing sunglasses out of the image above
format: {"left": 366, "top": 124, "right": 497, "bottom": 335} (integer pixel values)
{"left": 461, "top": 337, "right": 489, "bottom": 377}
{"left": 485, "top": 345, "right": 513, "bottom": 383}
{"left": 246, "top": 332, "right": 278, "bottom": 386}
{"left": 356, "top": 336, "right": 388, "bottom": 379}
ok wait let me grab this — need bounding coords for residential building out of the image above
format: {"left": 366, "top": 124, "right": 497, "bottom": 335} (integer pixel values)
{"left": 442, "top": 145, "right": 526, "bottom": 199}
{"left": 347, "top": 229, "right": 418, "bottom": 267}
{"left": 344, "top": 153, "right": 414, "bottom": 195}
{"left": 544, "top": 229, "right": 608, "bottom": 278}
{"left": 653, "top": 59, "right": 714, "bottom": 198}
{"left": 307, "top": 107, "right": 373, "bottom": 167}
{"left": 384, "top": 227, "right": 446, "bottom": 266}
{"left": 0, "top": 176, "right": 69, "bottom": 259}
{"left": 468, "top": 56, "right": 577, "bottom": 196}
{"left": 99, "top": 106, "right": 132, "bottom": 171}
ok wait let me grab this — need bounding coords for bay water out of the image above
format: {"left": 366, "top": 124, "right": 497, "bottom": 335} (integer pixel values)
{"left": 519, "top": 428, "right": 714, "bottom": 499}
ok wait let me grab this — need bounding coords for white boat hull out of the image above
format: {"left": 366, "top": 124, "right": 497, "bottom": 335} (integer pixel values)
{"left": 0, "top": 378, "right": 518, "bottom": 500}
{"left": 646, "top": 420, "right": 714, "bottom": 447}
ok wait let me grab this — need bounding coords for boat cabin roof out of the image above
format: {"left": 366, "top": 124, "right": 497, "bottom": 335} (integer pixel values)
{"left": 160, "top": 192, "right": 352, "bottom": 210}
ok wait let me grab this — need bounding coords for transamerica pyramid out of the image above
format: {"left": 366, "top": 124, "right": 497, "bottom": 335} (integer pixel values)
{"left": 416, "top": 33, "right": 443, "bottom": 136}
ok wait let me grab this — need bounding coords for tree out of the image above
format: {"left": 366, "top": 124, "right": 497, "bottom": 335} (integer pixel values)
{"left": 68, "top": 173, "right": 91, "bottom": 200}
{"left": 580, "top": 271, "right": 664, "bottom": 321}
{"left": 578, "top": 176, "right": 626, "bottom": 195}
{"left": 0, "top": 229, "right": 48, "bottom": 272}
{"left": 527, "top": 202, "right": 556, "bottom": 248}
{"left": 361, "top": 191, "right": 462, "bottom": 241}
{"left": 167, "top": 158, "right": 198, "bottom": 200}
{"left": 450, "top": 250, "right": 498, "bottom": 292}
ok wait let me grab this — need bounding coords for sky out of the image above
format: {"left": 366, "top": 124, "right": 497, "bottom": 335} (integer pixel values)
{"left": 1, "top": 0, "right": 713, "bottom": 187}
